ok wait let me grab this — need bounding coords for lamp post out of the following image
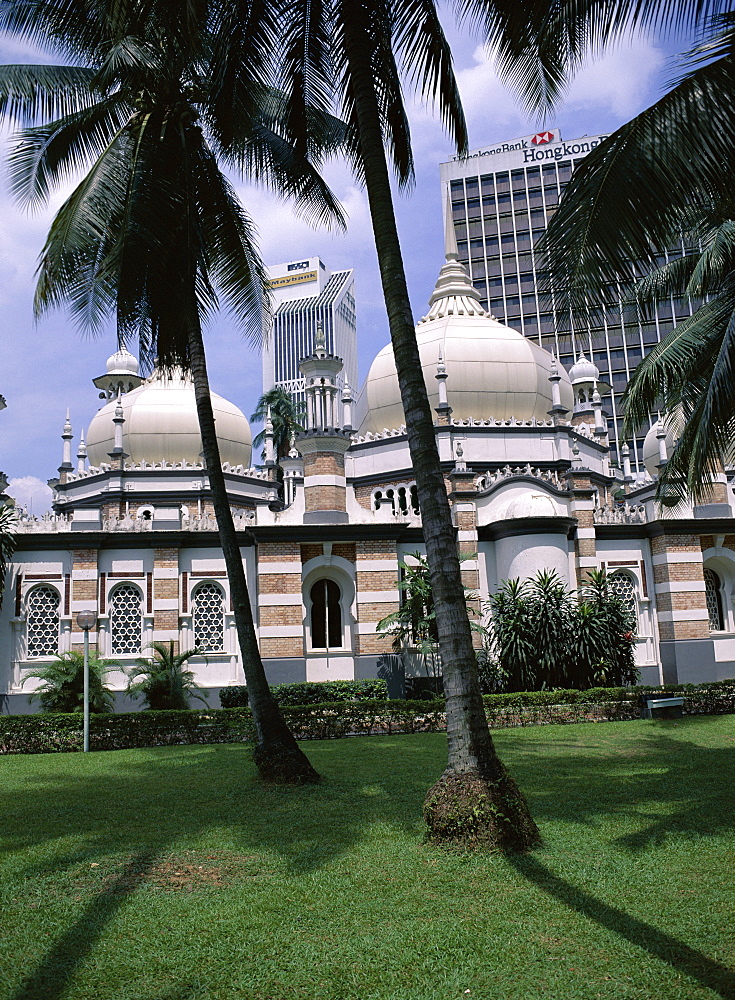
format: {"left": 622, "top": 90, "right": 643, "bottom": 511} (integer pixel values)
{"left": 76, "top": 610, "right": 98, "bottom": 752}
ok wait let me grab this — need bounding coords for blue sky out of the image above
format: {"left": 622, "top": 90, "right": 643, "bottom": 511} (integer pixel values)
{"left": 0, "top": 15, "right": 682, "bottom": 512}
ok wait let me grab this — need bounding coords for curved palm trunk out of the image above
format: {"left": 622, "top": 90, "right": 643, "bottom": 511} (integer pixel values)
{"left": 343, "top": 25, "right": 538, "bottom": 849}
{"left": 188, "top": 320, "right": 319, "bottom": 783}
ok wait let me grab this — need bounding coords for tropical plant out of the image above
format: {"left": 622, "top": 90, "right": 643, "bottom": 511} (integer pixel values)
{"left": 0, "top": 0, "right": 349, "bottom": 782}
{"left": 0, "top": 502, "right": 17, "bottom": 611}
{"left": 24, "top": 650, "right": 116, "bottom": 713}
{"left": 538, "top": 10, "right": 735, "bottom": 502}
{"left": 377, "top": 553, "right": 485, "bottom": 682}
{"left": 126, "top": 641, "right": 208, "bottom": 711}
{"left": 250, "top": 387, "right": 306, "bottom": 461}
{"left": 484, "top": 570, "right": 637, "bottom": 692}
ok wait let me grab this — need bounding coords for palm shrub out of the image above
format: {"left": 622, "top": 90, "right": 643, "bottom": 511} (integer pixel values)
{"left": 0, "top": 503, "right": 18, "bottom": 611}
{"left": 484, "top": 570, "right": 638, "bottom": 692}
{"left": 126, "top": 642, "right": 208, "bottom": 711}
{"left": 24, "top": 650, "right": 115, "bottom": 713}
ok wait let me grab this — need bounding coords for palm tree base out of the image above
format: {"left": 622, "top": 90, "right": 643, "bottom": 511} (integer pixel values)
{"left": 423, "top": 769, "right": 540, "bottom": 852}
{"left": 252, "top": 740, "right": 321, "bottom": 784}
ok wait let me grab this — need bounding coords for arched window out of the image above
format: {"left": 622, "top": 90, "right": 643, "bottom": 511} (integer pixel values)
{"left": 26, "top": 585, "right": 60, "bottom": 657}
{"left": 110, "top": 583, "right": 143, "bottom": 654}
{"left": 193, "top": 581, "right": 224, "bottom": 652}
{"left": 310, "top": 579, "right": 342, "bottom": 648}
{"left": 607, "top": 571, "right": 637, "bottom": 626}
{"left": 704, "top": 568, "right": 724, "bottom": 631}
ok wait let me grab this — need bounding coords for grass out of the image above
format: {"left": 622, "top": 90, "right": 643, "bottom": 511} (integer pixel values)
{"left": 1, "top": 717, "right": 734, "bottom": 1000}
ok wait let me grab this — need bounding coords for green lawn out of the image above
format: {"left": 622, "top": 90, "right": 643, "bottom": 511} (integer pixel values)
{"left": 1, "top": 718, "right": 734, "bottom": 1000}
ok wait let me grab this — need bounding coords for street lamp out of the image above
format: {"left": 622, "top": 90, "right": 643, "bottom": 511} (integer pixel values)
{"left": 76, "top": 610, "right": 98, "bottom": 752}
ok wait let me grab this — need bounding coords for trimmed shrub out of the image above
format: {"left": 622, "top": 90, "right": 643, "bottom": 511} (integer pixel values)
{"left": 3, "top": 680, "right": 734, "bottom": 755}
{"left": 219, "top": 678, "right": 388, "bottom": 709}
{"left": 0, "top": 709, "right": 255, "bottom": 755}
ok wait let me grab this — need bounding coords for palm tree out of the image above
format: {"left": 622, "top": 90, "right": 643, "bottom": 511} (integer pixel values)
{"left": 24, "top": 650, "right": 115, "bottom": 713}
{"left": 537, "top": 11, "right": 735, "bottom": 502}
{"left": 253, "top": 0, "right": 724, "bottom": 846}
{"left": 250, "top": 387, "right": 306, "bottom": 461}
{"left": 127, "top": 641, "right": 208, "bottom": 710}
{"left": 0, "top": 0, "right": 348, "bottom": 782}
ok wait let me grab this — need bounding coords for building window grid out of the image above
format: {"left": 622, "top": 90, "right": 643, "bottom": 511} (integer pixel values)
{"left": 448, "top": 148, "right": 692, "bottom": 473}
{"left": 193, "top": 581, "right": 225, "bottom": 652}
{"left": 26, "top": 584, "right": 61, "bottom": 658}
{"left": 110, "top": 583, "right": 143, "bottom": 655}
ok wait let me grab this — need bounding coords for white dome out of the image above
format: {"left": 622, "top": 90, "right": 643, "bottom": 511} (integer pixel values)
{"left": 106, "top": 348, "right": 139, "bottom": 376}
{"left": 357, "top": 256, "right": 573, "bottom": 434}
{"left": 86, "top": 368, "right": 251, "bottom": 467}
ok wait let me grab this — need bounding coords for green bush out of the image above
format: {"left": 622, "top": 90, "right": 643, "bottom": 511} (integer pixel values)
{"left": 3, "top": 680, "right": 734, "bottom": 755}
{"left": 219, "top": 678, "right": 388, "bottom": 708}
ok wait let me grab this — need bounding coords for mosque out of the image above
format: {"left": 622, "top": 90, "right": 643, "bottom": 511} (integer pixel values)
{"left": 3, "top": 252, "right": 735, "bottom": 713}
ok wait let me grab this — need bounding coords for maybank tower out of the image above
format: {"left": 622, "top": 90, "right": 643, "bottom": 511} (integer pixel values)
{"left": 262, "top": 257, "right": 357, "bottom": 399}
{"left": 440, "top": 129, "right": 696, "bottom": 472}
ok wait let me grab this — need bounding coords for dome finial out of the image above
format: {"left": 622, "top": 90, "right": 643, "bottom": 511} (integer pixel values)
{"left": 315, "top": 321, "right": 326, "bottom": 354}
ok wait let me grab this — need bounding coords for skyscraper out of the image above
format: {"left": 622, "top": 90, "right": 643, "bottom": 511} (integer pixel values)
{"left": 262, "top": 256, "right": 357, "bottom": 399}
{"left": 440, "top": 129, "right": 696, "bottom": 472}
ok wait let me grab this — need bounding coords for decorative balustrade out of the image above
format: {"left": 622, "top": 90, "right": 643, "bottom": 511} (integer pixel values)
{"left": 12, "top": 508, "right": 256, "bottom": 533}
{"left": 475, "top": 465, "right": 565, "bottom": 492}
{"left": 594, "top": 503, "right": 647, "bottom": 525}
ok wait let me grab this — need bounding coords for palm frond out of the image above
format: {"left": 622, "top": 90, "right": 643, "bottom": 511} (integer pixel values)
{"left": 538, "top": 15, "right": 735, "bottom": 311}
{"left": 8, "top": 95, "right": 132, "bottom": 208}
{"left": 0, "top": 63, "right": 99, "bottom": 125}
{"left": 393, "top": 0, "right": 467, "bottom": 156}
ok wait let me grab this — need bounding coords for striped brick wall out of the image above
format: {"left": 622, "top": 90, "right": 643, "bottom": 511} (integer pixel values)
{"left": 651, "top": 534, "right": 709, "bottom": 641}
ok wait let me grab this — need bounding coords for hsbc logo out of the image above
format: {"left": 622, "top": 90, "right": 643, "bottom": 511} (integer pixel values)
{"left": 531, "top": 131, "right": 554, "bottom": 145}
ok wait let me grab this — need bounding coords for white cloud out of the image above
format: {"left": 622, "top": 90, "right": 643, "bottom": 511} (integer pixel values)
{"left": 455, "top": 45, "right": 530, "bottom": 138}
{"left": 565, "top": 39, "right": 666, "bottom": 120}
{"left": 7, "top": 476, "right": 53, "bottom": 515}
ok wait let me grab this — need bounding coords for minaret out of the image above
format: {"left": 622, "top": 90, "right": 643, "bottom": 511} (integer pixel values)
{"left": 108, "top": 394, "right": 128, "bottom": 470}
{"left": 296, "top": 322, "right": 351, "bottom": 523}
{"left": 548, "top": 356, "right": 569, "bottom": 424}
{"left": 76, "top": 430, "right": 88, "bottom": 474}
{"left": 434, "top": 349, "right": 452, "bottom": 426}
{"left": 58, "top": 410, "right": 74, "bottom": 483}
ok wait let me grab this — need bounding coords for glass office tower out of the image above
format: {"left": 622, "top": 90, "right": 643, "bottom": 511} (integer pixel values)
{"left": 440, "top": 130, "right": 695, "bottom": 472}
{"left": 262, "top": 257, "right": 357, "bottom": 400}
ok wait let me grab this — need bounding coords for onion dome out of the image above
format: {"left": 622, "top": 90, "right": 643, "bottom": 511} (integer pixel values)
{"left": 356, "top": 255, "right": 572, "bottom": 434}
{"left": 106, "top": 348, "right": 139, "bottom": 375}
{"left": 86, "top": 368, "right": 251, "bottom": 467}
{"left": 568, "top": 353, "right": 599, "bottom": 386}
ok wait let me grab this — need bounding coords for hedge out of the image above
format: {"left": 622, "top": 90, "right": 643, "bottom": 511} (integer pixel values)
{"left": 219, "top": 678, "right": 388, "bottom": 708}
{"left": 2, "top": 680, "right": 734, "bottom": 754}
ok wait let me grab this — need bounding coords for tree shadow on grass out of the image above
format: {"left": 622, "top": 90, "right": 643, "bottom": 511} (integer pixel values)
{"left": 10, "top": 850, "right": 157, "bottom": 1000}
{"left": 505, "top": 723, "right": 735, "bottom": 851}
{"left": 3, "top": 738, "right": 444, "bottom": 999}
{"left": 508, "top": 853, "right": 735, "bottom": 1000}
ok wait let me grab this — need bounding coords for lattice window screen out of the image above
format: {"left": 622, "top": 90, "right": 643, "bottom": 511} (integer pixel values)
{"left": 27, "top": 585, "right": 60, "bottom": 657}
{"left": 608, "top": 572, "right": 637, "bottom": 624}
{"left": 193, "top": 581, "right": 224, "bottom": 652}
{"left": 111, "top": 584, "right": 143, "bottom": 654}
{"left": 704, "top": 568, "right": 724, "bottom": 631}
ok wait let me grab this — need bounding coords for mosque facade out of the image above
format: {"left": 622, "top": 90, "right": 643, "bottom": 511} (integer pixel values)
{"left": 3, "top": 254, "right": 735, "bottom": 713}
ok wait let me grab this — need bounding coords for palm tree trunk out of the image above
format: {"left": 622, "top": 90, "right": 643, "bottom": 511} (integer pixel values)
{"left": 342, "top": 23, "right": 538, "bottom": 849}
{"left": 187, "top": 318, "right": 319, "bottom": 783}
